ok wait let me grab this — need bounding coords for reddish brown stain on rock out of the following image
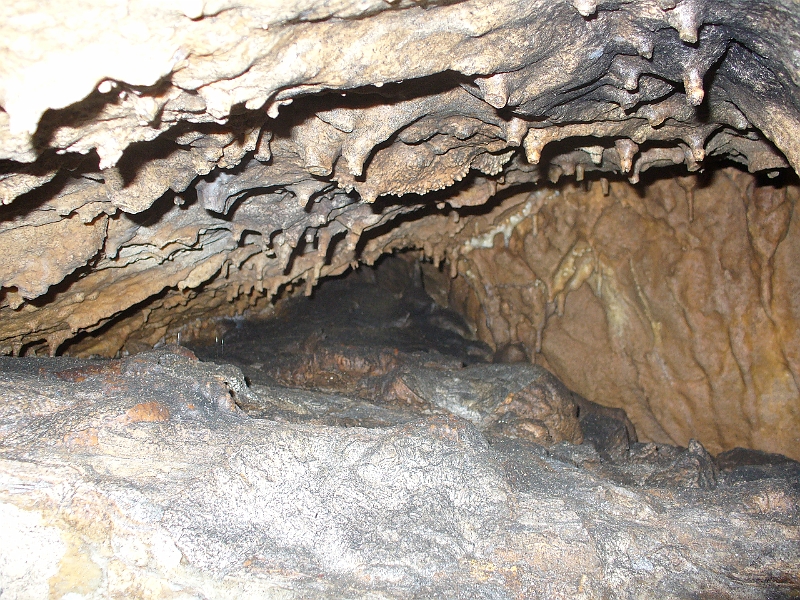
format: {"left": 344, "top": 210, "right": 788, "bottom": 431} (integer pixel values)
{"left": 52, "top": 361, "right": 122, "bottom": 383}
{"left": 62, "top": 428, "right": 99, "bottom": 448}
{"left": 120, "top": 401, "right": 170, "bottom": 424}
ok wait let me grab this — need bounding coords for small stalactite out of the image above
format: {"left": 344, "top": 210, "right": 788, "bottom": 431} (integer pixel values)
{"left": 676, "top": 175, "right": 698, "bottom": 222}
{"left": 476, "top": 73, "right": 510, "bottom": 109}
{"left": 665, "top": 0, "right": 701, "bottom": 44}
{"left": 614, "top": 139, "right": 639, "bottom": 173}
{"left": 683, "top": 67, "right": 706, "bottom": 107}
{"left": 571, "top": 0, "right": 598, "bottom": 17}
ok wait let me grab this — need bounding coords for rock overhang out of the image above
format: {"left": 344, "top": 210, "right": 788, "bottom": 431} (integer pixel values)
{"left": 1, "top": 0, "right": 799, "bottom": 457}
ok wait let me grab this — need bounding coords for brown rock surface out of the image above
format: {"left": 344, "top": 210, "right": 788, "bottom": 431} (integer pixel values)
{"left": 0, "top": 2, "right": 799, "bottom": 465}
{"left": 423, "top": 170, "right": 800, "bottom": 459}
{"left": 0, "top": 0, "right": 799, "bottom": 593}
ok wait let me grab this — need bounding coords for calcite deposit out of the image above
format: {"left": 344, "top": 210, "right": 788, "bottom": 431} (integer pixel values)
{"left": 406, "top": 170, "right": 800, "bottom": 460}
{"left": 1, "top": 1, "right": 800, "bottom": 479}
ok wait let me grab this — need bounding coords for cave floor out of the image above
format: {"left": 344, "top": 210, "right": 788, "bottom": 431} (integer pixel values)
{"left": 1, "top": 257, "right": 799, "bottom": 599}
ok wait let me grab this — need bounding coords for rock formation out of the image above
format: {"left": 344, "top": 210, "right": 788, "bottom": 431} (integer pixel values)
{"left": 2, "top": 261, "right": 799, "bottom": 598}
{"left": 1, "top": 2, "right": 799, "bottom": 468}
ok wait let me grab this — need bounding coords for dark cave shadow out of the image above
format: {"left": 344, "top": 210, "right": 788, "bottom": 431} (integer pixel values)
{"left": 352, "top": 168, "right": 541, "bottom": 259}
{"left": 352, "top": 139, "right": 799, "bottom": 264}
{"left": 30, "top": 78, "right": 175, "bottom": 156}
{"left": 268, "top": 70, "right": 475, "bottom": 137}
{"left": 0, "top": 151, "right": 105, "bottom": 222}
{"left": 58, "top": 286, "right": 173, "bottom": 356}
{"left": 124, "top": 185, "right": 190, "bottom": 227}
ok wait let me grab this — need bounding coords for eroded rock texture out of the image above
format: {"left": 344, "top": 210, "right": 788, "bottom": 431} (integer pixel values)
{"left": 409, "top": 170, "right": 800, "bottom": 460}
{"left": 1, "top": 267, "right": 798, "bottom": 598}
{"left": 1, "top": 1, "right": 800, "bottom": 459}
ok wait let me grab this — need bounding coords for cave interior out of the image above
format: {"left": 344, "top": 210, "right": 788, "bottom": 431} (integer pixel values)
{"left": 1, "top": 0, "right": 800, "bottom": 598}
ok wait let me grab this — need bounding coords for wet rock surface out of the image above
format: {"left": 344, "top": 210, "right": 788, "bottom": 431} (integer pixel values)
{"left": 2, "top": 258, "right": 798, "bottom": 598}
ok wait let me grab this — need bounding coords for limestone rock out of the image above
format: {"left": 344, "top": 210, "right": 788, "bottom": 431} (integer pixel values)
{"left": 1, "top": 0, "right": 799, "bottom": 490}
{"left": 1, "top": 336, "right": 797, "bottom": 597}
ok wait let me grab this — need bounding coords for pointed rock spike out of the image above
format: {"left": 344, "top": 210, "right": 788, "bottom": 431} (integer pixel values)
{"left": 684, "top": 68, "right": 705, "bottom": 106}
{"left": 523, "top": 129, "right": 550, "bottom": 164}
{"left": 614, "top": 139, "right": 639, "bottom": 173}
{"left": 504, "top": 118, "right": 529, "bottom": 146}
{"left": 668, "top": 2, "right": 700, "bottom": 44}
{"left": 477, "top": 73, "right": 510, "bottom": 109}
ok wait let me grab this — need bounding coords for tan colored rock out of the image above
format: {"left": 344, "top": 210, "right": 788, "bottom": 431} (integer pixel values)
{"left": 434, "top": 170, "right": 800, "bottom": 460}
{"left": 0, "top": 213, "right": 108, "bottom": 300}
{"left": 0, "top": 0, "right": 799, "bottom": 461}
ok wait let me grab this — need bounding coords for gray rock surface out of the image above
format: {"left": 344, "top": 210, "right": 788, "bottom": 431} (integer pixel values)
{"left": 1, "top": 261, "right": 798, "bottom": 598}
{"left": 2, "top": 1, "right": 800, "bottom": 463}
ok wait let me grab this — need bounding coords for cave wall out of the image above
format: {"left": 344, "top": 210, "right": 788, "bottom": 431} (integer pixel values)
{"left": 397, "top": 170, "right": 799, "bottom": 458}
{"left": 1, "top": 0, "right": 800, "bottom": 457}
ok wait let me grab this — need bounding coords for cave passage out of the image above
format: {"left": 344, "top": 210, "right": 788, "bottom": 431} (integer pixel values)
{"left": 1, "top": 252, "right": 799, "bottom": 599}
{"left": 2, "top": 0, "right": 800, "bottom": 596}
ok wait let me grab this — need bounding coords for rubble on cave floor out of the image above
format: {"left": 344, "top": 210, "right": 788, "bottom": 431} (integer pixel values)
{"left": 0, "top": 256, "right": 798, "bottom": 599}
